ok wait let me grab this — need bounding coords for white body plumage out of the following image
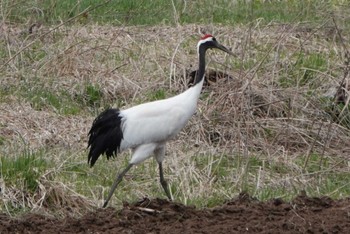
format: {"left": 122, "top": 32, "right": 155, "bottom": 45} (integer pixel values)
{"left": 119, "top": 79, "right": 203, "bottom": 164}
{"left": 87, "top": 34, "right": 232, "bottom": 207}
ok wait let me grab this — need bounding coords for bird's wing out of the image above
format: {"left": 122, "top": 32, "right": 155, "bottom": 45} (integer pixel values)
{"left": 120, "top": 100, "right": 194, "bottom": 149}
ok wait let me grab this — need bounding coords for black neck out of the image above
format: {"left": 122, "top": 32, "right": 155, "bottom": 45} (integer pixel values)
{"left": 193, "top": 46, "right": 206, "bottom": 86}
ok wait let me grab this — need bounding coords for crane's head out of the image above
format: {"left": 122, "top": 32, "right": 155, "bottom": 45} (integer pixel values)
{"left": 197, "top": 34, "right": 233, "bottom": 55}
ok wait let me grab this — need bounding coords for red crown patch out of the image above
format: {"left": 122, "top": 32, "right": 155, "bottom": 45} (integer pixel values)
{"left": 200, "top": 34, "right": 213, "bottom": 40}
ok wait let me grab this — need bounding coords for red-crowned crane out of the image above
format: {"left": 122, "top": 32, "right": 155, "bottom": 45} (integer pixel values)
{"left": 88, "top": 34, "right": 233, "bottom": 207}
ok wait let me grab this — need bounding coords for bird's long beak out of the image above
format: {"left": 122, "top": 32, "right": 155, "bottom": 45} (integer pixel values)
{"left": 216, "top": 42, "right": 234, "bottom": 56}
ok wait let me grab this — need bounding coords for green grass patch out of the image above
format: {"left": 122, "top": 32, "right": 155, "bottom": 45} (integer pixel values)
{"left": 2, "top": 0, "right": 342, "bottom": 26}
{"left": 0, "top": 135, "right": 6, "bottom": 146}
{"left": 147, "top": 89, "right": 167, "bottom": 101}
{"left": 84, "top": 84, "right": 104, "bottom": 107}
{"left": 6, "top": 78, "right": 108, "bottom": 115}
{"left": 279, "top": 52, "right": 329, "bottom": 88}
{"left": 22, "top": 85, "right": 81, "bottom": 115}
{"left": 0, "top": 148, "right": 50, "bottom": 193}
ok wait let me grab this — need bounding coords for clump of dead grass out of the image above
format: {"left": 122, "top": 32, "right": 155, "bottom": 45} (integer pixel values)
{"left": 1, "top": 178, "right": 94, "bottom": 218}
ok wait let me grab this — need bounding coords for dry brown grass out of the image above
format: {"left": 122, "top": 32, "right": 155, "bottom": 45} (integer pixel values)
{"left": 1, "top": 19, "right": 350, "bottom": 214}
{"left": 2, "top": 22, "right": 348, "bottom": 152}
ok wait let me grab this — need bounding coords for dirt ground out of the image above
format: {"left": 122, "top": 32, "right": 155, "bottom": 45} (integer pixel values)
{"left": 0, "top": 193, "right": 349, "bottom": 234}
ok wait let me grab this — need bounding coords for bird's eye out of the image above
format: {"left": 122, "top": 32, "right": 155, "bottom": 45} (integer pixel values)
{"left": 212, "top": 37, "right": 217, "bottom": 41}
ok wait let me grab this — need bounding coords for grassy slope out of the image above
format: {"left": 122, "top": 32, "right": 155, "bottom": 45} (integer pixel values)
{"left": 1, "top": 0, "right": 350, "bottom": 216}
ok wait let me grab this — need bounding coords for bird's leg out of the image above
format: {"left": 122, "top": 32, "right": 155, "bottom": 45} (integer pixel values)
{"left": 158, "top": 162, "right": 172, "bottom": 200}
{"left": 103, "top": 163, "right": 133, "bottom": 208}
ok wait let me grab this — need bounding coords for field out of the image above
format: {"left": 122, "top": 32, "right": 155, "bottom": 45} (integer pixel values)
{"left": 1, "top": 0, "right": 350, "bottom": 233}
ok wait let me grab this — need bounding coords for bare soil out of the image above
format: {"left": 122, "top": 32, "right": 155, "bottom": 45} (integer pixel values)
{"left": 1, "top": 193, "right": 349, "bottom": 234}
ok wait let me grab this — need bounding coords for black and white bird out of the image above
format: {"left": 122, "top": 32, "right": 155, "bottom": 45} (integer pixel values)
{"left": 88, "top": 34, "right": 233, "bottom": 207}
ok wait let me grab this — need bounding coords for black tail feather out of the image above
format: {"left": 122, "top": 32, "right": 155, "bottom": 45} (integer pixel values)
{"left": 88, "top": 108, "right": 123, "bottom": 167}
